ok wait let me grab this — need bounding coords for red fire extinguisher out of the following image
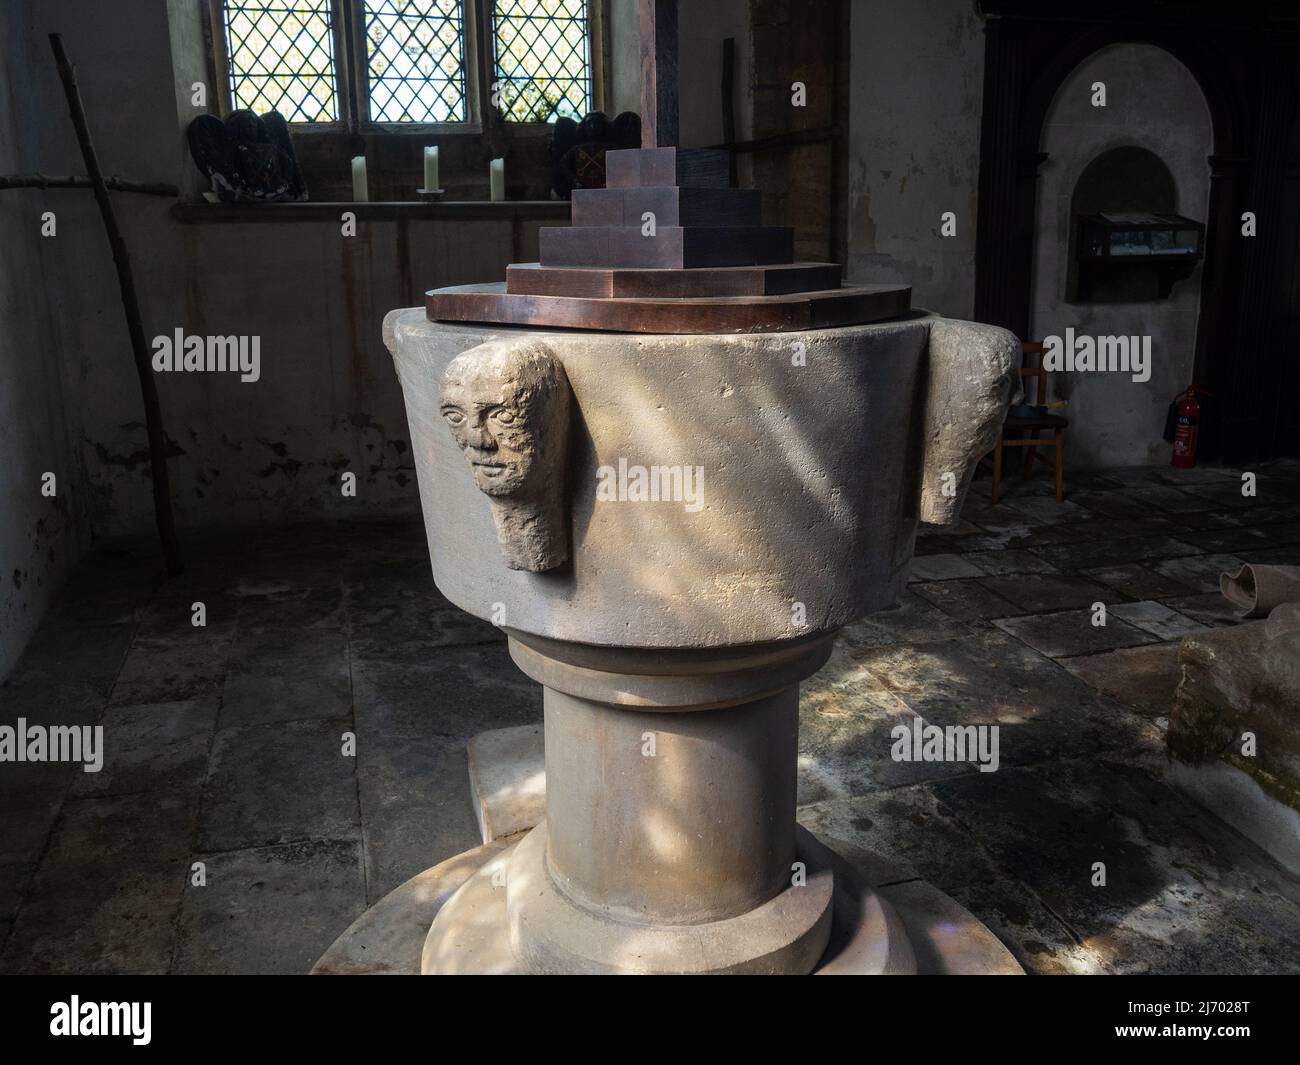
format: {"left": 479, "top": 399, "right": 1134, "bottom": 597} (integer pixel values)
{"left": 1171, "top": 386, "right": 1210, "bottom": 468}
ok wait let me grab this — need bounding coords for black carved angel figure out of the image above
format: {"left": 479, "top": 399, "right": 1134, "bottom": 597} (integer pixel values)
{"left": 186, "top": 109, "right": 308, "bottom": 203}
{"left": 549, "top": 111, "right": 641, "bottom": 199}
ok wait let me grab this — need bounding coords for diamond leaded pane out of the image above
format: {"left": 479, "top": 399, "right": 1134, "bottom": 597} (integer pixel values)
{"left": 364, "top": 1, "right": 467, "bottom": 123}
{"left": 493, "top": 0, "right": 591, "bottom": 123}
{"left": 222, "top": 2, "right": 339, "bottom": 122}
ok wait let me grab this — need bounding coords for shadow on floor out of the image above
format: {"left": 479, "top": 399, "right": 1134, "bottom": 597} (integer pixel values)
{"left": 2, "top": 461, "right": 1299, "bottom": 973}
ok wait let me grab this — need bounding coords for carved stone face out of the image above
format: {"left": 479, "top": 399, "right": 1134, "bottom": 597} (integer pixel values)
{"left": 439, "top": 341, "right": 566, "bottom": 499}
{"left": 438, "top": 338, "right": 572, "bottom": 573}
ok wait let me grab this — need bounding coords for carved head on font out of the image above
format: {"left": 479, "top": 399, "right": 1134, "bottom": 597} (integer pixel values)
{"left": 439, "top": 339, "right": 572, "bottom": 571}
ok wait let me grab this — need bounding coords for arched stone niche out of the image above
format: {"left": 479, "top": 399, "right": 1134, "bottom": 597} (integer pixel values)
{"left": 1066, "top": 146, "right": 1178, "bottom": 302}
{"left": 1031, "top": 43, "right": 1212, "bottom": 468}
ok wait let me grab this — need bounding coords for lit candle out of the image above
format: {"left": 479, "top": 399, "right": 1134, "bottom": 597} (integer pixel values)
{"left": 423, "top": 146, "right": 439, "bottom": 191}
{"left": 490, "top": 157, "right": 505, "bottom": 202}
{"left": 351, "top": 155, "right": 368, "bottom": 202}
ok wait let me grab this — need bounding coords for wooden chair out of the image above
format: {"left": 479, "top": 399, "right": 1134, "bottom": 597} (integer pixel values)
{"left": 988, "top": 341, "right": 1068, "bottom": 503}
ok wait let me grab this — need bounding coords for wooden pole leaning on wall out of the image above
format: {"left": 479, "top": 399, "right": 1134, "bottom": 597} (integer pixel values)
{"left": 48, "top": 33, "right": 183, "bottom": 576}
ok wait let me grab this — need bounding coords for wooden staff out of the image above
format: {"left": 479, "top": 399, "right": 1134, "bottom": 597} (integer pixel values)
{"left": 48, "top": 33, "right": 182, "bottom": 575}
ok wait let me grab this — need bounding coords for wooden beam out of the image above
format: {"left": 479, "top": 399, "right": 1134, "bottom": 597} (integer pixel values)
{"left": 640, "top": 0, "right": 678, "bottom": 148}
{"left": 708, "top": 126, "right": 842, "bottom": 155}
{"left": 0, "top": 173, "right": 178, "bottom": 196}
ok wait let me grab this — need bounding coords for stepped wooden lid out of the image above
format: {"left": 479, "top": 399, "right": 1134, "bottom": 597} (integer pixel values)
{"left": 427, "top": 0, "right": 910, "bottom": 334}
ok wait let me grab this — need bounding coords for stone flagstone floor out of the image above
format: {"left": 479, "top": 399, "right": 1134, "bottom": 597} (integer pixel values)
{"left": 2, "top": 459, "right": 1299, "bottom": 974}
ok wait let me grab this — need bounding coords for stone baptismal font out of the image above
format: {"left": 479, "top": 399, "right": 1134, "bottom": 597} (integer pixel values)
{"left": 316, "top": 0, "right": 1024, "bottom": 975}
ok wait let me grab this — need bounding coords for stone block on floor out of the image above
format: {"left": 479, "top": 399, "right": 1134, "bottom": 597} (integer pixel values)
{"left": 927, "top": 762, "right": 1300, "bottom": 974}
{"left": 1160, "top": 592, "right": 1241, "bottom": 628}
{"left": 69, "top": 698, "right": 218, "bottom": 798}
{"left": 1030, "top": 536, "right": 1201, "bottom": 572}
{"left": 1110, "top": 600, "right": 1204, "bottom": 641}
{"left": 359, "top": 732, "right": 481, "bottom": 900}
{"left": 233, "top": 583, "right": 347, "bottom": 633}
{"left": 1167, "top": 618, "right": 1300, "bottom": 874}
{"left": 199, "top": 719, "right": 360, "bottom": 852}
{"left": 994, "top": 608, "right": 1157, "bottom": 658}
{"left": 466, "top": 724, "right": 545, "bottom": 844}
{"left": 0, "top": 791, "right": 197, "bottom": 974}
{"left": 802, "top": 641, "right": 978, "bottom": 797}
{"left": 1083, "top": 563, "right": 1196, "bottom": 601}
{"left": 964, "top": 549, "right": 1059, "bottom": 576}
{"left": 219, "top": 628, "right": 351, "bottom": 729}
{"left": 909, "top": 554, "right": 984, "bottom": 581}
{"left": 109, "top": 633, "right": 233, "bottom": 708}
{"left": 838, "top": 591, "right": 973, "bottom": 651}
{"left": 1058, "top": 643, "right": 1183, "bottom": 719}
{"left": 173, "top": 840, "right": 366, "bottom": 975}
{"left": 796, "top": 787, "right": 1002, "bottom": 892}
{"left": 351, "top": 644, "right": 541, "bottom": 739}
{"left": 1150, "top": 552, "right": 1248, "bottom": 594}
{"left": 977, "top": 573, "right": 1114, "bottom": 614}
{"left": 910, "top": 579, "right": 1021, "bottom": 621}
{"left": 852, "top": 631, "right": 1161, "bottom": 766}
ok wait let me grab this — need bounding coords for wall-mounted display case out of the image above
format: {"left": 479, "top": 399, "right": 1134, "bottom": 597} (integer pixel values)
{"left": 1075, "top": 211, "right": 1205, "bottom": 299}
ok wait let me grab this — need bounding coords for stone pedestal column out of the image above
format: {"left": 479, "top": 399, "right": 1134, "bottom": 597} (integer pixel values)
{"left": 495, "top": 633, "right": 833, "bottom": 973}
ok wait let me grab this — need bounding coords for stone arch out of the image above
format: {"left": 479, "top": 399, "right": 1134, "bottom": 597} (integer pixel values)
{"left": 1026, "top": 42, "right": 1212, "bottom": 468}
{"left": 972, "top": 5, "right": 1285, "bottom": 460}
{"left": 1066, "top": 145, "right": 1178, "bottom": 301}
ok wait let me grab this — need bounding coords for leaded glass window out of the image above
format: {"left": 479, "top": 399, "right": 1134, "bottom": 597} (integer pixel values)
{"left": 220, "top": 1, "right": 340, "bottom": 122}
{"left": 492, "top": 0, "right": 591, "bottom": 122}
{"left": 363, "top": 1, "right": 468, "bottom": 123}
{"left": 212, "top": 0, "right": 598, "bottom": 127}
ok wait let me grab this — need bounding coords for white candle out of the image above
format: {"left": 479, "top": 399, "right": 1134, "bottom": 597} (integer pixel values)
{"left": 423, "top": 146, "right": 439, "bottom": 191}
{"left": 490, "top": 157, "right": 505, "bottom": 202}
{"left": 351, "top": 155, "right": 368, "bottom": 202}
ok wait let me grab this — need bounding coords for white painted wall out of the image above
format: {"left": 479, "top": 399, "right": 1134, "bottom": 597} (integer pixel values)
{"left": 845, "top": 0, "right": 986, "bottom": 318}
{"left": 0, "top": 0, "right": 88, "bottom": 675}
{"left": 608, "top": 0, "right": 641, "bottom": 116}
{"left": 677, "top": 0, "right": 752, "bottom": 149}
{"left": 1031, "top": 43, "right": 1212, "bottom": 468}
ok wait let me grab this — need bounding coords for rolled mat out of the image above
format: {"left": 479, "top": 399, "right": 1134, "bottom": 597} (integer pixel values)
{"left": 1220, "top": 563, "right": 1300, "bottom": 619}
